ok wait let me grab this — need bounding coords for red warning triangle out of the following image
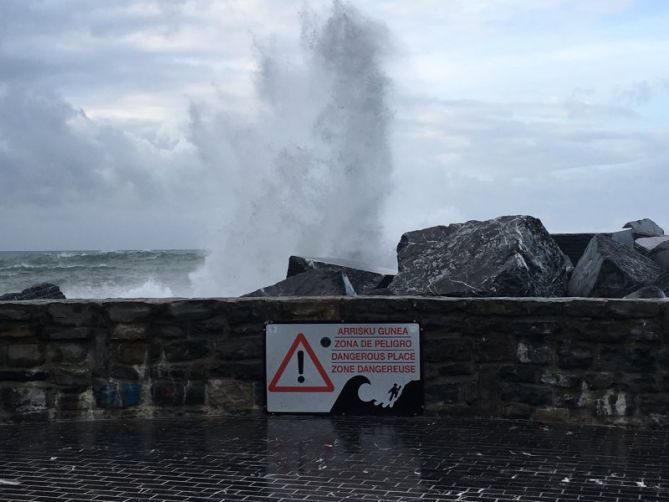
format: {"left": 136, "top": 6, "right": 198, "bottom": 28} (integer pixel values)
{"left": 268, "top": 332, "right": 334, "bottom": 392}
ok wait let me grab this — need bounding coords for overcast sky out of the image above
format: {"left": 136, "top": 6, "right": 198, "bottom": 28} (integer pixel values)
{"left": 1, "top": 0, "right": 667, "bottom": 251}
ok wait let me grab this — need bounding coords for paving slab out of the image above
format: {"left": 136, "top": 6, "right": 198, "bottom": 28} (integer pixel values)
{"left": 0, "top": 416, "right": 667, "bottom": 501}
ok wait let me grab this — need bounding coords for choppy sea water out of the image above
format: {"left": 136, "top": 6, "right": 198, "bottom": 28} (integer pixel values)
{"left": 0, "top": 250, "right": 206, "bottom": 299}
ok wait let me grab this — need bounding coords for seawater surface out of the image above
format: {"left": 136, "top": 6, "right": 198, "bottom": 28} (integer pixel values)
{"left": 0, "top": 250, "right": 206, "bottom": 299}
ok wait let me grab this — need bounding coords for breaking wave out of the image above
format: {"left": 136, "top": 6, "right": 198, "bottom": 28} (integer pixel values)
{"left": 190, "top": 1, "right": 395, "bottom": 296}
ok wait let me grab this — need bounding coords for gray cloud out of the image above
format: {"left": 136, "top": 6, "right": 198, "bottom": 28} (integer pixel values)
{"left": 0, "top": 83, "right": 187, "bottom": 202}
{"left": 0, "top": 84, "right": 106, "bottom": 204}
{"left": 386, "top": 95, "right": 669, "bottom": 237}
{"left": 0, "top": 81, "right": 210, "bottom": 249}
{"left": 615, "top": 79, "right": 669, "bottom": 106}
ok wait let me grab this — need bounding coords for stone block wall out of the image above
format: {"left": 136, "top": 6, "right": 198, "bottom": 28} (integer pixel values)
{"left": 0, "top": 297, "right": 668, "bottom": 426}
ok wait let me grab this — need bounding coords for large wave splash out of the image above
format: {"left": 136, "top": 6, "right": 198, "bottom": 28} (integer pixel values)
{"left": 190, "top": 2, "right": 394, "bottom": 297}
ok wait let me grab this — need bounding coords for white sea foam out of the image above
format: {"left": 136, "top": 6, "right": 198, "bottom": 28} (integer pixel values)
{"left": 63, "top": 277, "right": 177, "bottom": 299}
{"left": 190, "top": 2, "right": 395, "bottom": 297}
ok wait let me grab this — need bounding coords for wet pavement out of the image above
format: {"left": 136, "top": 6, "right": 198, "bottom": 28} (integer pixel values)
{"left": 0, "top": 416, "right": 667, "bottom": 502}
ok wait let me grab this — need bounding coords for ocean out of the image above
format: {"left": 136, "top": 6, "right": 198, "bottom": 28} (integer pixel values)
{"left": 0, "top": 250, "right": 206, "bottom": 299}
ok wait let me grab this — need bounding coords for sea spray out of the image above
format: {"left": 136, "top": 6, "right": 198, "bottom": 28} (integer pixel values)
{"left": 190, "top": 2, "right": 395, "bottom": 296}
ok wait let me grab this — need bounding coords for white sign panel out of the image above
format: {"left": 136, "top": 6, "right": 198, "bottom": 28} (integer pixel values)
{"left": 266, "top": 323, "right": 421, "bottom": 414}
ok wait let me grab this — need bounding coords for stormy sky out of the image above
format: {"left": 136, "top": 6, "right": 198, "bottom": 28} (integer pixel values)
{"left": 1, "top": 0, "right": 668, "bottom": 251}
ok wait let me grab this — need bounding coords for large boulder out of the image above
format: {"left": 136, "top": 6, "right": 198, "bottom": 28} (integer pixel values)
{"left": 610, "top": 228, "right": 635, "bottom": 249}
{"left": 623, "top": 286, "right": 666, "bottom": 299}
{"left": 568, "top": 235, "right": 660, "bottom": 297}
{"left": 286, "top": 256, "right": 393, "bottom": 295}
{"left": 623, "top": 218, "right": 664, "bottom": 238}
{"left": 636, "top": 236, "right": 669, "bottom": 253}
{"left": 0, "top": 283, "right": 66, "bottom": 301}
{"left": 656, "top": 272, "right": 669, "bottom": 295}
{"left": 389, "top": 215, "right": 569, "bottom": 297}
{"left": 244, "top": 270, "right": 355, "bottom": 297}
{"left": 562, "top": 252, "right": 574, "bottom": 277}
{"left": 650, "top": 241, "right": 669, "bottom": 272}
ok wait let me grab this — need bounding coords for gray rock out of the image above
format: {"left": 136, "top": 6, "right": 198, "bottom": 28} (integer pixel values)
{"left": 286, "top": 256, "right": 393, "bottom": 295}
{"left": 562, "top": 252, "right": 574, "bottom": 276}
{"left": 0, "top": 282, "right": 66, "bottom": 301}
{"left": 623, "top": 218, "right": 664, "bottom": 238}
{"left": 568, "top": 235, "right": 661, "bottom": 297}
{"left": 610, "top": 229, "right": 635, "bottom": 248}
{"left": 244, "top": 269, "right": 354, "bottom": 297}
{"left": 650, "top": 241, "right": 669, "bottom": 272}
{"left": 389, "top": 215, "right": 569, "bottom": 297}
{"left": 624, "top": 286, "right": 666, "bottom": 299}
{"left": 637, "top": 236, "right": 669, "bottom": 253}
{"left": 656, "top": 271, "right": 669, "bottom": 295}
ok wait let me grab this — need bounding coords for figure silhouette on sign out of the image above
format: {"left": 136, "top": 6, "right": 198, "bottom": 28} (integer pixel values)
{"left": 388, "top": 383, "right": 401, "bottom": 401}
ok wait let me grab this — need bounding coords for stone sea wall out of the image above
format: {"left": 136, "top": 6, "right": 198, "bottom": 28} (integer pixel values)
{"left": 0, "top": 297, "right": 668, "bottom": 426}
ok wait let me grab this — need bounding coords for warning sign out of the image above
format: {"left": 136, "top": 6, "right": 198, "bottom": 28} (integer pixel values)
{"left": 266, "top": 323, "right": 421, "bottom": 415}
{"left": 267, "top": 333, "right": 334, "bottom": 392}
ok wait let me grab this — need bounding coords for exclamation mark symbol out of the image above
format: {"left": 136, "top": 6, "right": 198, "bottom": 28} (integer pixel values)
{"left": 297, "top": 350, "right": 305, "bottom": 383}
